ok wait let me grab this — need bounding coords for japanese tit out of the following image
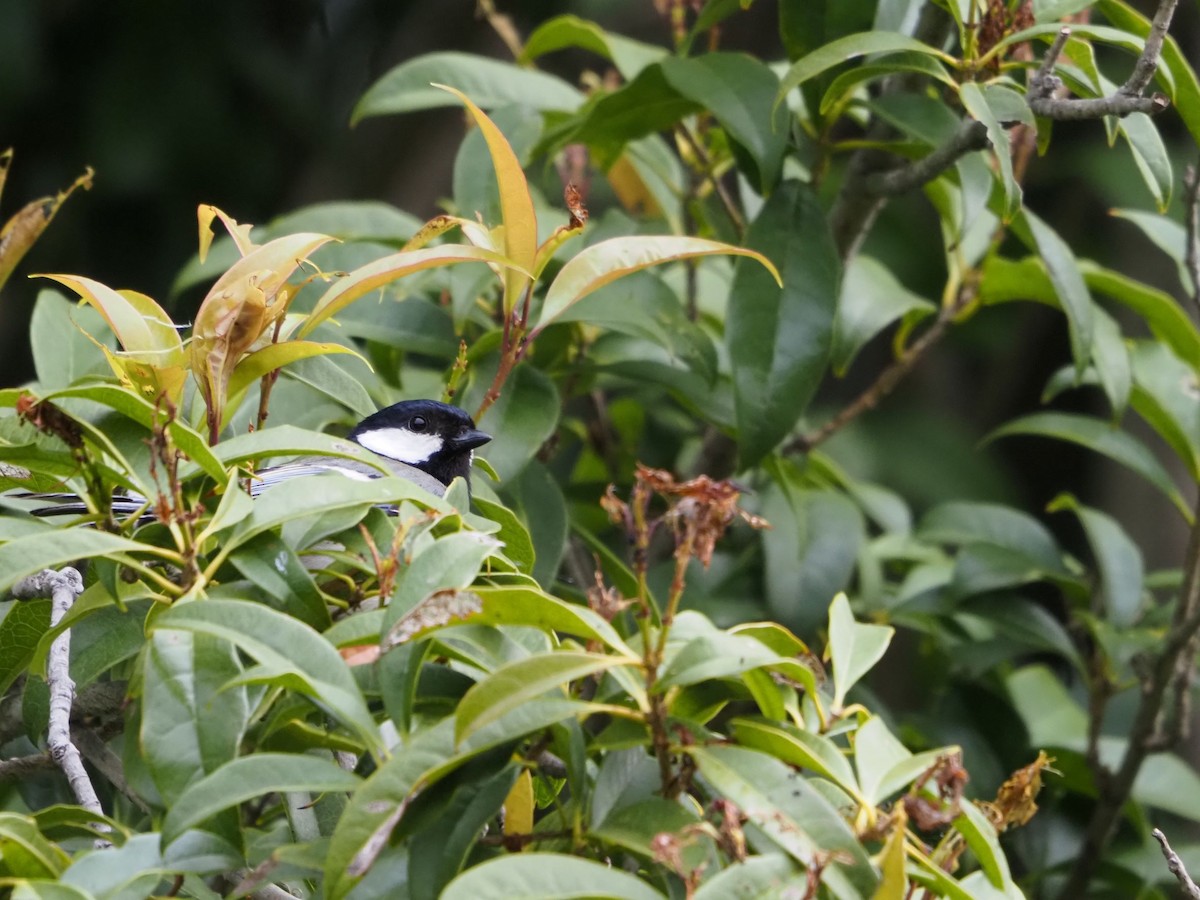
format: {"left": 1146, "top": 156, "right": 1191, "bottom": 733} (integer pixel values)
{"left": 19, "top": 399, "right": 491, "bottom": 518}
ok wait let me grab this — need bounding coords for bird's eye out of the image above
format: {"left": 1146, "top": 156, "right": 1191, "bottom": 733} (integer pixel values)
{"left": 410, "top": 416, "right": 427, "bottom": 431}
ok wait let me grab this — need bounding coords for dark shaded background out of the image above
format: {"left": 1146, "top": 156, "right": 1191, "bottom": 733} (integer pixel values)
{"left": 2, "top": 0, "right": 1197, "bottom": 567}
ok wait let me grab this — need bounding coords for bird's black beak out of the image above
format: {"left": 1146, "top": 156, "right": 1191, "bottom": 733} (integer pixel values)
{"left": 453, "top": 428, "right": 492, "bottom": 452}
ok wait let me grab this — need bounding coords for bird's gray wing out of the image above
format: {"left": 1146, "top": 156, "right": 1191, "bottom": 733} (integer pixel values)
{"left": 248, "top": 456, "right": 447, "bottom": 499}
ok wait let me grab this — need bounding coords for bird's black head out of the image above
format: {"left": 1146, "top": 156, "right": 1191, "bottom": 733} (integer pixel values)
{"left": 347, "top": 399, "right": 491, "bottom": 488}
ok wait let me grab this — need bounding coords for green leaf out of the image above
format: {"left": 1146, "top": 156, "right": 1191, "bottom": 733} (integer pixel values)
{"left": 1128, "top": 340, "right": 1200, "bottom": 480}
{"left": 728, "top": 182, "right": 839, "bottom": 466}
{"left": 324, "top": 719, "right": 458, "bottom": 899}
{"left": 692, "top": 855, "right": 804, "bottom": 899}
{"left": 226, "top": 474, "right": 447, "bottom": 550}
{"left": 141, "top": 630, "right": 248, "bottom": 843}
{"left": 1109, "top": 208, "right": 1189, "bottom": 287}
{"left": 228, "top": 531, "right": 330, "bottom": 630}
{"left": 1083, "top": 263, "right": 1200, "bottom": 373}
{"left": 1048, "top": 494, "right": 1144, "bottom": 627}
{"left": 917, "top": 501, "right": 1064, "bottom": 572}
{"left": 537, "top": 235, "right": 779, "bottom": 332}
{"left": 1117, "top": 112, "right": 1172, "bottom": 211}
{"left": 161, "top": 753, "right": 360, "bottom": 845}
{"left": 0, "top": 530, "right": 147, "bottom": 596}
{"left": 0, "top": 812, "right": 69, "bottom": 878}
{"left": 763, "top": 485, "right": 865, "bottom": 634}
{"left": 1095, "top": 0, "right": 1200, "bottom": 149}
{"left": 986, "top": 412, "right": 1189, "bottom": 519}
{"left": 731, "top": 718, "right": 861, "bottom": 798}
{"left": 776, "top": 31, "right": 953, "bottom": 107}
{"left": 657, "top": 628, "right": 791, "bottom": 691}
{"left": 520, "top": 16, "right": 666, "bottom": 79}
{"left": 1019, "top": 209, "right": 1094, "bottom": 374}
{"left": 831, "top": 254, "right": 935, "bottom": 376}
{"left": 152, "top": 599, "right": 382, "bottom": 753}
{"left": 659, "top": 53, "right": 789, "bottom": 192}
{"left": 473, "top": 497, "right": 534, "bottom": 572}
{"left": 827, "top": 593, "right": 893, "bottom": 710}
{"left": 592, "top": 797, "right": 705, "bottom": 866}
{"left": 298, "top": 244, "right": 529, "bottom": 339}
{"left": 352, "top": 52, "right": 583, "bottom": 122}
{"left": 953, "top": 800, "right": 1015, "bottom": 890}
{"left": 689, "top": 744, "right": 877, "bottom": 898}
{"left": 820, "top": 51, "right": 957, "bottom": 115}
{"left": 225, "top": 340, "right": 365, "bottom": 413}
{"left": 467, "top": 585, "right": 636, "bottom": 658}
{"left": 960, "top": 83, "right": 1021, "bottom": 220}
{"left": 441, "top": 853, "right": 666, "bottom": 900}
{"left": 474, "top": 365, "right": 559, "bottom": 483}
{"left": 43, "top": 383, "right": 225, "bottom": 485}
{"left": 384, "top": 531, "right": 500, "bottom": 633}
{"left": 0, "top": 599, "right": 49, "bottom": 695}
{"left": 455, "top": 650, "right": 634, "bottom": 743}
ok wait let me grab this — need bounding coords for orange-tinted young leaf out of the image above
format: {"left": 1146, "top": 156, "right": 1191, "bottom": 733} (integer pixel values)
{"left": 534, "top": 236, "right": 781, "bottom": 332}
{"left": 434, "top": 84, "right": 537, "bottom": 315}
{"left": 40, "top": 278, "right": 185, "bottom": 393}
{"left": 297, "top": 244, "right": 529, "bottom": 339}
{"left": 198, "top": 204, "right": 257, "bottom": 261}
{"left": 0, "top": 163, "right": 93, "bottom": 292}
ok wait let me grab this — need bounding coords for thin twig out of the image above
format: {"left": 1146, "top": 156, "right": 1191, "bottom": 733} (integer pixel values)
{"left": 1153, "top": 828, "right": 1200, "bottom": 899}
{"left": 0, "top": 752, "right": 54, "bottom": 781}
{"left": 675, "top": 124, "right": 745, "bottom": 238}
{"left": 12, "top": 568, "right": 108, "bottom": 840}
{"left": 863, "top": 122, "right": 990, "bottom": 197}
{"left": 1028, "top": 7, "right": 1177, "bottom": 121}
{"left": 1058, "top": 490, "right": 1200, "bottom": 897}
{"left": 786, "top": 288, "right": 971, "bottom": 454}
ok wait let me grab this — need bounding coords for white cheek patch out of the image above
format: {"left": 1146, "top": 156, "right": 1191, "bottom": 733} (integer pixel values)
{"left": 355, "top": 427, "right": 443, "bottom": 464}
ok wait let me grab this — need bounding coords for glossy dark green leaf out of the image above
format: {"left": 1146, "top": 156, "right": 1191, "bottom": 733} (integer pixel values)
{"left": 442, "top": 853, "right": 666, "bottom": 900}
{"left": 455, "top": 650, "right": 632, "bottom": 743}
{"left": 1128, "top": 340, "right": 1200, "bottom": 479}
{"left": 0, "top": 530, "right": 147, "bottom": 596}
{"left": 228, "top": 531, "right": 330, "bottom": 630}
{"left": 986, "top": 412, "right": 1189, "bottom": 518}
{"left": 153, "top": 599, "right": 381, "bottom": 753}
{"left": 728, "top": 181, "right": 839, "bottom": 466}
{"left": 161, "top": 753, "right": 360, "bottom": 845}
{"left": 660, "top": 53, "right": 788, "bottom": 192}
{"left": 352, "top": 52, "right": 582, "bottom": 123}
{"left": 1049, "top": 494, "right": 1144, "bottom": 627}
{"left": 762, "top": 486, "right": 864, "bottom": 634}
{"left": 692, "top": 855, "right": 805, "bottom": 899}
{"left": 689, "top": 744, "right": 877, "bottom": 897}
{"left": 776, "top": 30, "right": 952, "bottom": 104}
{"left": 474, "top": 364, "right": 559, "bottom": 483}
{"left": 0, "top": 598, "right": 49, "bottom": 694}
{"left": 1018, "top": 209, "right": 1094, "bottom": 374}
{"left": 520, "top": 15, "right": 665, "bottom": 79}
{"left": 407, "top": 768, "right": 518, "bottom": 900}
{"left": 831, "top": 254, "right": 935, "bottom": 375}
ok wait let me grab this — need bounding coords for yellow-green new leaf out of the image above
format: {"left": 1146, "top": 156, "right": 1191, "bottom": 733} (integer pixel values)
{"left": 223, "top": 340, "right": 368, "bottom": 426}
{"left": 298, "top": 244, "right": 529, "bottom": 338}
{"left": 198, "top": 204, "right": 257, "bottom": 260}
{"left": 535, "top": 236, "right": 781, "bottom": 332}
{"left": 435, "top": 84, "right": 537, "bottom": 315}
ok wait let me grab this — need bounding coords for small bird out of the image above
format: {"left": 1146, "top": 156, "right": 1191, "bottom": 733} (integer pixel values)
{"left": 18, "top": 399, "right": 491, "bottom": 518}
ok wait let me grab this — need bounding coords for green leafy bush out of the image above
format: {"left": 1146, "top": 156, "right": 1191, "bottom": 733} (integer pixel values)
{"left": 2, "top": 1, "right": 1200, "bottom": 897}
